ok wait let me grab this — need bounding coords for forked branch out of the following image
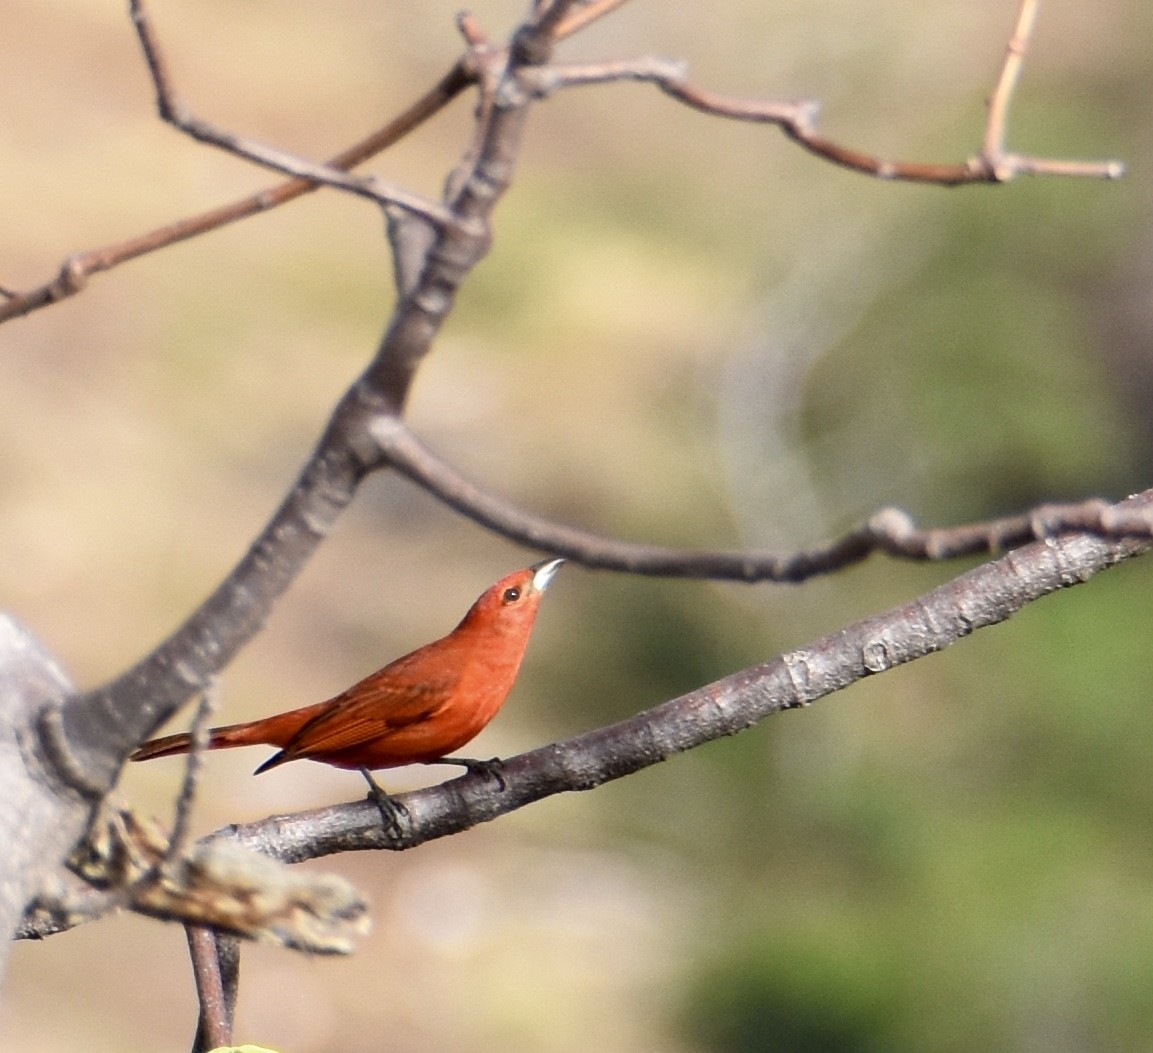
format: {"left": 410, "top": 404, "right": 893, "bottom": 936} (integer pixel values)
{"left": 128, "top": 0, "right": 454, "bottom": 226}
{"left": 19, "top": 490, "right": 1149, "bottom": 944}
{"left": 524, "top": 0, "right": 1122, "bottom": 185}
{"left": 0, "top": 0, "right": 1120, "bottom": 324}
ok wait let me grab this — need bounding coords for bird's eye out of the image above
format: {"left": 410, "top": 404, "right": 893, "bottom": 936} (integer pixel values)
{"left": 502, "top": 586, "right": 521, "bottom": 604}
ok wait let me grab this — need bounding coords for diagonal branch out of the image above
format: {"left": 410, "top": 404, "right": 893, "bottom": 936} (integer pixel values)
{"left": 213, "top": 495, "right": 1153, "bottom": 862}
{"left": 41, "top": 0, "right": 570, "bottom": 800}
{"left": 48, "top": 414, "right": 372, "bottom": 796}
{"left": 0, "top": 34, "right": 475, "bottom": 325}
{"left": 554, "top": 0, "right": 636, "bottom": 39}
{"left": 128, "top": 0, "right": 453, "bottom": 226}
{"left": 22, "top": 495, "right": 1151, "bottom": 941}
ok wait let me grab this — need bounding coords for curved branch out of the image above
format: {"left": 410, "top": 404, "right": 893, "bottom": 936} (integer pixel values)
{"left": 371, "top": 416, "right": 1153, "bottom": 580}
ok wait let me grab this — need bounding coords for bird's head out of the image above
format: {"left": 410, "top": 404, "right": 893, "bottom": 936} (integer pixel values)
{"left": 456, "top": 557, "right": 564, "bottom": 636}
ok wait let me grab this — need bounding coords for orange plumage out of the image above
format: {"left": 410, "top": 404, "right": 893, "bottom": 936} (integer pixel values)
{"left": 130, "top": 558, "right": 563, "bottom": 774}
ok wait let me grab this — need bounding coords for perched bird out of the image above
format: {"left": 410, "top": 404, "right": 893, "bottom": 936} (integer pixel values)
{"left": 131, "top": 558, "right": 564, "bottom": 787}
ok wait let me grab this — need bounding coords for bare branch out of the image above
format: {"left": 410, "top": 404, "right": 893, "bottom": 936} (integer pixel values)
{"left": 362, "top": 13, "right": 564, "bottom": 408}
{"left": 984, "top": 0, "right": 1039, "bottom": 164}
{"left": 0, "top": 46, "right": 475, "bottom": 324}
{"left": 164, "top": 681, "right": 218, "bottom": 870}
{"left": 48, "top": 3, "right": 568, "bottom": 793}
{"left": 21, "top": 494, "right": 1152, "bottom": 943}
{"left": 370, "top": 416, "right": 1153, "bottom": 580}
{"left": 26, "top": 497, "right": 1149, "bottom": 943}
{"left": 555, "top": 0, "right": 636, "bottom": 40}
{"left": 55, "top": 423, "right": 370, "bottom": 792}
{"left": 523, "top": 0, "right": 1124, "bottom": 185}
{"left": 211, "top": 503, "right": 1150, "bottom": 862}
{"left": 525, "top": 0, "right": 590, "bottom": 42}
{"left": 127, "top": 0, "right": 453, "bottom": 226}
{"left": 0, "top": 0, "right": 1121, "bottom": 328}
{"left": 186, "top": 925, "right": 234, "bottom": 1052}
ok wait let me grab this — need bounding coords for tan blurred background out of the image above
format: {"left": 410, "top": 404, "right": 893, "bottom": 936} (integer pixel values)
{"left": 2, "top": 1, "right": 1152, "bottom": 1050}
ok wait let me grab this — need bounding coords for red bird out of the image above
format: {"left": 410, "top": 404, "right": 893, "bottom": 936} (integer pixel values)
{"left": 130, "top": 559, "right": 563, "bottom": 783}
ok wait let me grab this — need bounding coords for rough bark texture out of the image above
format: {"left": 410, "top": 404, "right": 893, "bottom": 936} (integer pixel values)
{"left": 0, "top": 615, "right": 86, "bottom": 985}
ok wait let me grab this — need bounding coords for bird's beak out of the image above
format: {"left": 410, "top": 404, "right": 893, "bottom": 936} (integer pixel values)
{"left": 530, "top": 557, "right": 565, "bottom": 592}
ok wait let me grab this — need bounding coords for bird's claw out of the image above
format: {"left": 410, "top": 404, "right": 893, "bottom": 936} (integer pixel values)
{"left": 442, "top": 756, "right": 507, "bottom": 791}
{"left": 359, "top": 768, "right": 409, "bottom": 835}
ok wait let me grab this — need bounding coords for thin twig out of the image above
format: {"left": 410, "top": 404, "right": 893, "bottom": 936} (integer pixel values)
{"left": 555, "top": 0, "right": 636, "bottom": 40}
{"left": 984, "top": 0, "right": 1040, "bottom": 167}
{"left": 128, "top": 0, "right": 453, "bottom": 226}
{"left": 164, "top": 680, "right": 218, "bottom": 870}
{"left": 523, "top": 37, "right": 1124, "bottom": 185}
{"left": 0, "top": 44, "right": 474, "bottom": 324}
{"left": 529, "top": 0, "right": 588, "bottom": 41}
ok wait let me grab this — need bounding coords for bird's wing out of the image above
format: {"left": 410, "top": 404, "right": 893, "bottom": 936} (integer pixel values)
{"left": 278, "top": 674, "right": 457, "bottom": 760}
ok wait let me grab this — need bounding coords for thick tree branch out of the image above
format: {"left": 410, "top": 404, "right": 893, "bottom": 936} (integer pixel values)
{"left": 22, "top": 504, "right": 1149, "bottom": 942}
{"left": 204, "top": 499, "right": 1150, "bottom": 863}
{"left": 53, "top": 424, "right": 370, "bottom": 794}
{"left": 40, "top": 4, "right": 570, "bottom": 800}
{"left": 18, "top": 496, "right": 1152, "bottom": 942}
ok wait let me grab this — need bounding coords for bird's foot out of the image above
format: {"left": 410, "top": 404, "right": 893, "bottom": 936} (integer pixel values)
{"left": 439, "top": 756, "right": 507, "bottom": 791}
{"left": 359, "top": 768, "right": 409, "bottom": 834}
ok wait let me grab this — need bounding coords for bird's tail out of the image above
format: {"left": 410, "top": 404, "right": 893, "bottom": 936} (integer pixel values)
{"left": 129, "top": 720, "right": 274, "bottom": 762}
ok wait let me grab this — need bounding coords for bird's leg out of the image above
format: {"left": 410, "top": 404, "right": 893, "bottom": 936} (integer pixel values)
{"left": 359, "top": 768, "right": 409, "bottom": 834}
{"left": 435, "top": 756, "right": 507, "bottom": 791}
